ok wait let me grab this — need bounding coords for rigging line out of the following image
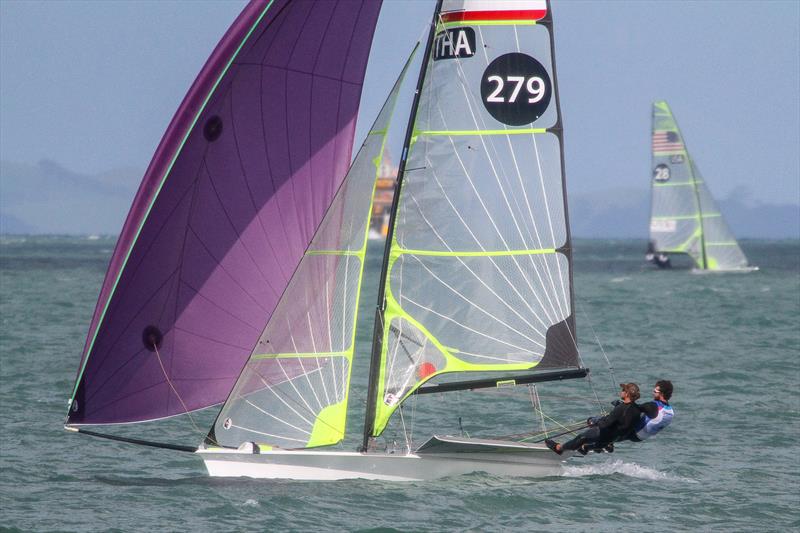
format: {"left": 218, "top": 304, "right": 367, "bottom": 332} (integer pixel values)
{"left": 526, "top": 423, "right": 588, "bottom": 444}
{"left": 384, "top": 237, "right": 412, "bottom": 398}
{"left": 526, "top": 408, "right": 577, "bottom": 436}
{"left": 152, "top": 345, "right": 203, "bottom": 435}
{"left": 529, "top": 384, "right": 548, "bottom": 436}
{"left": 388, "top": 329, "right": 429, "bottom": 406}
{"left": 577, "top": 298, "right": 617, "bottom": 390}
{"left": 398, "top": 405, "right": 411, "bottom": 453}
{"left": 584, "top": 371, "right": 606, "bottom": 415}
{"left": 404, "top": 254, "right": 547, "bottom": 347}
{"left": 441, "top": 29, "right": 565, "bottom": 324}
{"left": 425, "top": 161, "right": 556, "bottom": 331}
{"left": 402, "top": 294, "right": 543, "bottom": 353}
{"left": 405, "top": 192, "right": 549, "bottom": 335}
{"left": 449, "top": 65, "right": 565, "bottom": 324}
{"left": 287, "top": 318, "right": 325, "bottom": 411}
{"left": 409, "top": 388, "right": 418, "bottom": 449}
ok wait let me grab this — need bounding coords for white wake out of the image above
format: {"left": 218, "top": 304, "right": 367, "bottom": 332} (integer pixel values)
{"left": 562, "top": 459, "right": 697, "bottom": 483}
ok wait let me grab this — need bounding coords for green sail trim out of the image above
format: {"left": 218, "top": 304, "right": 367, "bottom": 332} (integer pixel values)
{"left": 209, "top": 47, "right": 416, "bottom": 450}
{"left": 370, "top": 244, "right": 559, "bottom": 436}
{"left": 69, "top": 0, "right": 277, "bottom": 403}
{"left": 307, "top": 401, "right": 347, "bottom": 447}
{"left": 652, "top": 213, "right": 721, "bottom": 221}
{"left": 653, "top": 181, "right": 704, "bottom": 188}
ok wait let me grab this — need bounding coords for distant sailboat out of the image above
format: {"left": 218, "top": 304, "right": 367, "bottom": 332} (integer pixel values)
{"left": 66, "top": 0, "right": 604, "bottom": 481}
{"left": 647, "top": 101, "right": 756, "bottom": 272}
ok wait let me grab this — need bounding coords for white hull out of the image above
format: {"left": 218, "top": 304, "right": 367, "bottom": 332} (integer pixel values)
{"left": 197, "top": 436, "right": 566, "bottom": 481}
{"left": 691, "top": 266, "right": 759, "bottom": 274}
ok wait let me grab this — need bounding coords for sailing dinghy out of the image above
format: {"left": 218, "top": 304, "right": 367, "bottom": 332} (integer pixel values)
{"left": 66, "top": 0, "right": 601, "bottom": 481}
{"left": 647, "top": 101, "right": 757, "bottom": 272}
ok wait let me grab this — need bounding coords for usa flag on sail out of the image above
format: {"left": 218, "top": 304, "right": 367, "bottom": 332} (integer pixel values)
{"left": 652, "top": 130, "right": 684, "bottom": 153}
{"left": 440, "top": 0, "right": 547, "bottom": 22}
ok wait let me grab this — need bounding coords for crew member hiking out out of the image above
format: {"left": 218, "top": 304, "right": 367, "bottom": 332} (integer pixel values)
{"left": 581, "top": 379, "right": 675, "bottom": 453}
{"left": 545, "top": 383, "right": 641, "bottom": 455}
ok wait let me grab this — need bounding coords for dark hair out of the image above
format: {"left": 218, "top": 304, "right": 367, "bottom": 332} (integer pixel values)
{"left": 619, "top": 382, "right": 641, "bottom": 402}
{"left": 656, "top": 380, "right": 673, "bottom": 401}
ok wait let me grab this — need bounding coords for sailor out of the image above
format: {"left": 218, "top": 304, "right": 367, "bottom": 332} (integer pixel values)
{"left": 545, "top": 383, "right": 641, "bottom": 455}
{"left": 590, "top": 379, "right": 675, "bottom": 453}
{"left": 628, "top": 380, "right": 674, "bottom": 443}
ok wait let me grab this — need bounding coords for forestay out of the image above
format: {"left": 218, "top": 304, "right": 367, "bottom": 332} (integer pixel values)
{"left": 368, "top": 0, "right": 580, "bottom": 438}
{"left": 66, "top": 0, "right": 382, "bottom": 425}
{"left": 649, "top": 100, "right": 749, "bottom": 270}
{"left": 209, "top": 51, "right": 413, "bottom": 450}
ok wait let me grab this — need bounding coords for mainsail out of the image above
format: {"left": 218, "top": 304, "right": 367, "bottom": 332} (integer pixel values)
{"left": 66, "top": 0, "right": 382, "bottom": 425}
{"left": 648, "top": 100, "right": 751, "bottom": 271}
{"left": 364, "top": 0, "right": 583, "bottom": 440}
{"left": 209, "top": 51, "right": 414, "bottom": 449}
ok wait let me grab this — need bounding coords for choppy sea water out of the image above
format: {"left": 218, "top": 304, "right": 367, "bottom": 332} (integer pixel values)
{"left": 0, "top": 236, "right": 798, "bottom": 532}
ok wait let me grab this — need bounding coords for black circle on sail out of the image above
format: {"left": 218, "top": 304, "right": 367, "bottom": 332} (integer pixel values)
{"left": 203, "top": 115, "right": 223, "bottom": 142}
{"left": 142, "top": 325, "right": 163, "bottom": 352}
{"left": 480, "top": 53, "right": 552, "bottom": 126}
{"left": 653, "top": 163, "right": 671, "bottom": 182}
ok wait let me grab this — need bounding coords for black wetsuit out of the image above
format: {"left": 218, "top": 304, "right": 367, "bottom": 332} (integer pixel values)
{"left": 621, "top": 401, "right": 660, "bottom": 442}
{"left": 588, "top": 401, "right": 663, "bottom": 450}
{"left": 562, "top": 402, "right": 641, "bottom": 451}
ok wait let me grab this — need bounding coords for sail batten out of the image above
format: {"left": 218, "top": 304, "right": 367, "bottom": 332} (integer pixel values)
{"left": 209, "top": 47, "right": 415, "bottom": 450}
{"left": 366, "top": 0, "right": 581, "bottom": 439}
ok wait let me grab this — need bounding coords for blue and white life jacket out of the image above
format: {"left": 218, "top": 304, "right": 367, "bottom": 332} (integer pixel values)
{"left": 635, "top": 400, "right": 674, "bottom": 440}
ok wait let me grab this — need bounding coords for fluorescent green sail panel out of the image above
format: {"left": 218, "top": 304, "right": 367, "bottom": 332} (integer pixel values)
{"left": 649, "top": 101, "right": 704, "bottom": 267}
{"left": 372, "top": 10, "right": 578, "bottom": 437}
{"left": 691, "top": 160, "right": 750, "bottom": 270}
{"left": 648, "top": 101, "right": 750, "bottom": 270}
{"left": 211, "top": 56, "right": 412, "bottom": 449}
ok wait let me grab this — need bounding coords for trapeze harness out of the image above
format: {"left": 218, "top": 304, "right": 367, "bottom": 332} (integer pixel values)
{"left": 634, "top": 400, "right": 674, "bottom": 441}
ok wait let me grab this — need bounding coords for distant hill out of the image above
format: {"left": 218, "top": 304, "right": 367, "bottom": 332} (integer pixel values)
{"left": 0, "top": 160, "right": 797, "bottom": 238}
{"left": 568, "top": 187, "right": 799, "bottom": 239}
{"left": 0, "top": 160, "right": 138, "bottom": 234}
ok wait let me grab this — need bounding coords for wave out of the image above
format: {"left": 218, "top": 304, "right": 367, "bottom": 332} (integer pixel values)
{"left": 562, "top": 459, "right": 697, "bottom": 483}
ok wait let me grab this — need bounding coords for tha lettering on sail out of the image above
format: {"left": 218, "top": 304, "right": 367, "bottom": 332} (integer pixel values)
{"left": 433, "top": 27, "right": 475, "bottom": 60}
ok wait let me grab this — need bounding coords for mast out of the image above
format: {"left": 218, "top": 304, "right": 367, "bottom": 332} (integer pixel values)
{"left": 362, "top": 0, "right": 444, "bottom": 451}
{"left": 689, "top": 157, "right": 709, "bottom": 269}
{"left": 543, "top": 0, "right": 577, "bottom": 351}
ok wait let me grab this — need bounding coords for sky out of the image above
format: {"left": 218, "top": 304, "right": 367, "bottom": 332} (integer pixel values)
{"left": 1, "top": 0, "right": 799, "bottom": 207}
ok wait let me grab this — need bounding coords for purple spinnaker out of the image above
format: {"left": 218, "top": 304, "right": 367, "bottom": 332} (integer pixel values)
{"left": 68, "top": 0, "right": 382, "bottom": 425}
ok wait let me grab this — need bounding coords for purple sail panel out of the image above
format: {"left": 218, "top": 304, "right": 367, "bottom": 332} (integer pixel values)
{"left": 68, "top": 0, "right": 382, "bottom": 424}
